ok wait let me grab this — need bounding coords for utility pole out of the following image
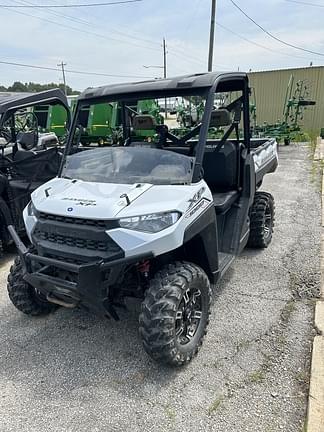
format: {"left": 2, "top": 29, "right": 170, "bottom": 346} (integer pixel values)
{"left": 163, "top": 38, "right": 167, "bottom": 80}
{"left": 208, "top": 0, "right": 216, "bottom": 72}
{"left": 143, "top": 40, "right": 168, "bottom": 117}
{"left": 57, "top": 61, "right": 67, "bottom": 94}
{"left": 163, "top": 37, "right": 168, "bottom": 118}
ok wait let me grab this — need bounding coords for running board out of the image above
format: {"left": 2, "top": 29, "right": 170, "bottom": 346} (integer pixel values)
{"left": 218, "top": 252, "right": 235, "bottom": 278}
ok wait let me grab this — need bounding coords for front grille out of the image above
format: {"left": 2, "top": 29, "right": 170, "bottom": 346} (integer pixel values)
{"left": 34, "top": 228, "right": 114, "bottom": 252}
{"left": 39, "top": 212, "right": 119, "bottom": 229}
{"left": 38, "top": 212, "right": 118, "bottom": 229}
{"left": 33, "top": 212, "right": 124, "bottom": 261}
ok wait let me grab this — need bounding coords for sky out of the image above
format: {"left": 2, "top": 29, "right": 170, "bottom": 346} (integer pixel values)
{"left": 0, "top": 0, "right": 324, "bottom": 91}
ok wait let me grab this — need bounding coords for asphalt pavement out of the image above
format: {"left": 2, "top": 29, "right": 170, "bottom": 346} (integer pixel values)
{"left": 0, "top": 143, "right": 321, "bottom": 432}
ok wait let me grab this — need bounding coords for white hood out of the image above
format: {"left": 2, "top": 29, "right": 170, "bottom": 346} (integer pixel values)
{"left": 31, "top": 178, "right": 153, "bottom": 219}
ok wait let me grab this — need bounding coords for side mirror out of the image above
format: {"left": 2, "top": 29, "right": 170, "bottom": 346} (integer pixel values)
{"left": 209, "top": 109, "right": 232, "bottom": 128}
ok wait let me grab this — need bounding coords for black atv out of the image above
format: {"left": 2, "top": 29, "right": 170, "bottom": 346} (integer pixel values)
{"left": 0, "top": 89, "right": 70, "bottom": 254}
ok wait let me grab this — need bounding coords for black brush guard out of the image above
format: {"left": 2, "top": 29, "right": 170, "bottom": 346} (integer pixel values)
{"left": 8, "top": 225, "right": 152, "bottom": 319}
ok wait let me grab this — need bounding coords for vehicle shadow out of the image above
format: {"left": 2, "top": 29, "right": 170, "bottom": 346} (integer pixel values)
{"left": 0, "top": 303, "right": 180, "bottom": 401}
{"left": 240, "top": 248, "right": 264, "bottom": 259}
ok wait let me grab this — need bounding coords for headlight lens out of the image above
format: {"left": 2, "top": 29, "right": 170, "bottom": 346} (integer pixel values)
{"left": 27, "top": 201, "right": 36, "bottom": 216}
{"left": 119, "top": 211, "right": 181, "bottom": 233}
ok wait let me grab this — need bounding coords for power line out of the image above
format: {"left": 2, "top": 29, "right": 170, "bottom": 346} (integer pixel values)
{"left": 0, "top": 0, "right": 142, "bottom": 7}
{"left": 284, "top": 0, "right": 324, "bottom": 7}
{"left": 229, "top": 0, "right": 324, "bottom": 57}
{"left": 167, "top": 48, "right": 205, "bottom": 67}
{"left": 5, "top": 0, "right": 211, "bottom": 71}
{"left": 217, "top": 22, "right": 313, "bottom": 60}
{"left": 10, "top": 0, "right": 209, "bottom": 69}
{"left": 12, "top": 0, "right": 159, "bottom": 49}
{"left": 3, "top": 3, "right": 159, "bottom": 52}
{"left": 0, "top": 59, "right": 154, "bottom": 79}
{"left": 47, "top": 0, "right": 160, "bottom": 48}
{"left": 15, "top": 0, "right": 206, "bottom": 68}
{"left": 7, "top": 0, "right": 209, "bottom": 70}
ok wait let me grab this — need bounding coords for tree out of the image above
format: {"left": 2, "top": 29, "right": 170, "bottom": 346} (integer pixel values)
{"left": 1, "top": 81, "right": 80, "bottom": 95}
{"left": 7, "top": 81, "right": 28, "bottom": 92}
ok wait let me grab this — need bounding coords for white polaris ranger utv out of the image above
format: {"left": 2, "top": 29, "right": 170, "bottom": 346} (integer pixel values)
{"left": 6, "top": 72, "right": 278, "bottom": 366}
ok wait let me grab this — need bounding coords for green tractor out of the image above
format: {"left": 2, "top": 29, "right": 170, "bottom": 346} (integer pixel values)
{"left": 176, "top": 97, "right": 204, "bottom": 129}
{"left": 69, "top": 100, "right": 120, "bottom": 146}
{"left": 253, "top": 75, "right": 316, "bottom": 145}
{"left": 33, "top": 104, "right": 68, "bottom": 139}
{"left": 35, "top": 98, "right": 163, "bottom": 146}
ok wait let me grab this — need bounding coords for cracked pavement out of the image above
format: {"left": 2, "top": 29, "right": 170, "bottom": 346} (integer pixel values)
{"left": 0, "top": 143, "right": 321, "bottom": 432}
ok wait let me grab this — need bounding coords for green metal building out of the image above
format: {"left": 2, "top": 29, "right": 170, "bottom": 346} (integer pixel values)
{"left": 248, "top": 66, "right": 324, "bottom": 134}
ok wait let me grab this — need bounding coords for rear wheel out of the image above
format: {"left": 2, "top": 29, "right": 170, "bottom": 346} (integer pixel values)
{"left": 248, "top": 192, "right": 275, "bottom": 248}
{"left": 139, "top": 261, "right": 211, "bottom": 366}
{"left": 7, "top": 256, "right": 57, "bottom": 316}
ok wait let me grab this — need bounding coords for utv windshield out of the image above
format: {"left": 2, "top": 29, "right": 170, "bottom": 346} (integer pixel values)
{"left": 62, "top": 147, "right": 194, "bottom": 185}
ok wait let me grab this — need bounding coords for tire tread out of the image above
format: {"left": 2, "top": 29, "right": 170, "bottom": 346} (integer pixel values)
{"left": 139, "top": 261, "right": 211, "bottom": 366}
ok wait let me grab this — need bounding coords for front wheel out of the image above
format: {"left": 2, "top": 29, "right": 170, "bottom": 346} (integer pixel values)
{"left": 7, "top": 256, "right": 57, "bottom": 316}
{"left": 247, "top": 191, "right": 275, "bottom": 248}
{"left": 139, "top": 262, "right": 211, "bottom": 366}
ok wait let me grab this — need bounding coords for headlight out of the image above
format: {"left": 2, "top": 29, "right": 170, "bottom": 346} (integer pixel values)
{"left": 27, "top": 201, "right": 36, "bottom": 217}
{"left": 119, "top": 211, "right": 181, "bottom": 233}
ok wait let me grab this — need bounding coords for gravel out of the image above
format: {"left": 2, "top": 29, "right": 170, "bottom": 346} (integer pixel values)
{"left": 0, "top": 143, "right": 320, "bottom": 432}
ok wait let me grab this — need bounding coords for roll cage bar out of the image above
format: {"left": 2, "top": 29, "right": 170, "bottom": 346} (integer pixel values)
{"left": 61, "top": 73, "right": 251, "bottom": 183}
{"left": 0, "top": 89, "right": 71, "bottom": 139}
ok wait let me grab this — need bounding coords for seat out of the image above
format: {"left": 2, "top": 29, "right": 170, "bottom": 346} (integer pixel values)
{"left": 202, "top": 141, "right": 239, "bottom": 213}
{"left": 212, "top": 191, "right": 239, "bottom": 213}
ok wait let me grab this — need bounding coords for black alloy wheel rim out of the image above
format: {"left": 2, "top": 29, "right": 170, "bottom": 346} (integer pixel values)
{"left": 175, "top": 287, "right": 202, "bottom": 345}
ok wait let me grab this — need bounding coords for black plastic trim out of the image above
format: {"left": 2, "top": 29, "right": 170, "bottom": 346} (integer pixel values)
{"left": 183, "top": 203, "right": 219, "bottom": 277}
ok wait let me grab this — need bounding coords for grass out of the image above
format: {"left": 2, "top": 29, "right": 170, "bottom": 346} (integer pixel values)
{"left": 212, "top": 359, "right": 223, "bottom": 369}
{"left": 301, "top": 419, "right": 308, "bottom": 432}
{"left": 296, "top": 370, "right": 310, "bottom": 394}
{"left": 248, "top": 370, "right": 266, "bottom": 384}
{"left": 207, "top": 396, "right": 224, "bottom": 415}
{"left": 307, "top": 131, "right": 324, "bottom": 191}
{"left": 296, "top": 370, "right": 308, "bottom": 383}
{"left": 306, "top": 130, "right": 318, "bottom": 156}
{"left": 236, "top": 340, "right": 251, "bottom": 352}
{"left": 164, "top": 405, "right": 176, "bottom": 422}
{"left": 280, "top": 300, "right": 296, "bottom": 323}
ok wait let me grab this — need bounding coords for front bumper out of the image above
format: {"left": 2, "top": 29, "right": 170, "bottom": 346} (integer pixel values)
{"left": 8, "top": 225, "right": 152, "bottom": 319}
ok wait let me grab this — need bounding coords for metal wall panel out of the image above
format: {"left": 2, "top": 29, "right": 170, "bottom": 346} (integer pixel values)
{"left": 248, "top": 66, "right": 324, "bottom": 133}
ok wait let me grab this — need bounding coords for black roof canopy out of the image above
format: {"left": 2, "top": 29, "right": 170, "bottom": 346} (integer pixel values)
{"left": 78, "top": 72, "right": 248, "bottom": 103}
{"left": 0, "top": 88, "right": 69, "bottom": 115}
